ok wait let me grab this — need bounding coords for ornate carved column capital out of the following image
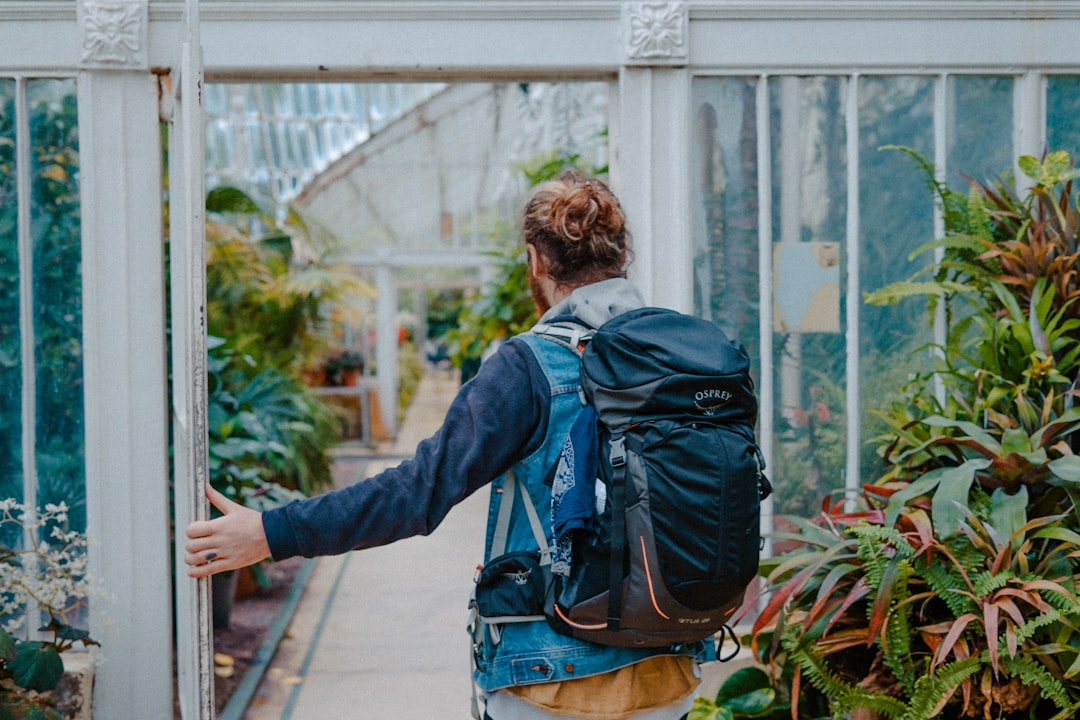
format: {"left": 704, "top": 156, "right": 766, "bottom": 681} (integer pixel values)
{"left": 78, "top": 0, "right": 149, "bottom": 70}
{"left": 622, "top": 1, "right": 688, "bottom": 66}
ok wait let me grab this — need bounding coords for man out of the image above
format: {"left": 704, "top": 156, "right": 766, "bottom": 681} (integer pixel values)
{"left": 186, "top": 171, "right": 704, "bottom": 719}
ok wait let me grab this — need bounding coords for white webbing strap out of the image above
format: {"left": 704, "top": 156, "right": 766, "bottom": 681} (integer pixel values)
{"left": 490, "top": 469, "right": 551, "bottom": 565}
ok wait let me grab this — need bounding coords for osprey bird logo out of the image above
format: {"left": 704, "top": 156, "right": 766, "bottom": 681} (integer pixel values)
{"left": 694, "top": 388, "right": 732, "bottom": 415}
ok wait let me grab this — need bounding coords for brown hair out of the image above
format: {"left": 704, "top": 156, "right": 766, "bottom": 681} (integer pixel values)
{"left": 521, "top": 170, "right": 632, "bottom": 288}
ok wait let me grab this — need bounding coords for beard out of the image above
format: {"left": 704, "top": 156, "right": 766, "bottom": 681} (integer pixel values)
{"left": 528, "top": 271, "right": 551, "bottom": 315}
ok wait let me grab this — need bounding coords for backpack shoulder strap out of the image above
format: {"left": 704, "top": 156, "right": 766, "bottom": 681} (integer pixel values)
{"left": 532, "top": 315, "right": 595, "bottom": 356}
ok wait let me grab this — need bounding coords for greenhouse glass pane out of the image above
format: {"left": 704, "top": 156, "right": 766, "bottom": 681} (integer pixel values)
{"left": 1047, "top": 76, "right": 1080, "bottom": 160}
{"left": 28, "top": 78, "right": 85, "bottom": 533}
{"left": 0, "top": 79, "right": 21, "bottom": 515}
{"left": 768, "top": 76, "right": 848, "bottom": 516}
{"left": 947, "top": 76, "right": 1013, "bottom": 189}
{"left": 690, "top": 77, "right": 760, "bottom": 364}
{"left": 858, "top": 75, "right": 935, "bottom": 481}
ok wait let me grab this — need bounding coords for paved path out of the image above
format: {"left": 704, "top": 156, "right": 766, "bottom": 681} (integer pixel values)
{"left": 243, "top": 367, "right": 485, "bottom": 719}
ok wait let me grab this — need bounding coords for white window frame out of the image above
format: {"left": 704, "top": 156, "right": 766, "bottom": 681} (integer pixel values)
{"left": 689, "top": 69, "right": 1050, "bottom": 530}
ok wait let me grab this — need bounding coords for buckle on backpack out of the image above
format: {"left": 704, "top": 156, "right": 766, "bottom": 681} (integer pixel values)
{"left": 609, "top": 436, "right": 626, "bottom": 467}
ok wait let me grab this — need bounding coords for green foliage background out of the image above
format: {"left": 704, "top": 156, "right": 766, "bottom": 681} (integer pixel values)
{"left": 0, "top": 80, "right": 85, "bottom": 534}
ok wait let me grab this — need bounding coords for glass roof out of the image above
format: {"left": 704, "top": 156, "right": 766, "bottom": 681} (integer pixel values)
{"left": 203, "top": 82, "right": 445, "bottom": 216}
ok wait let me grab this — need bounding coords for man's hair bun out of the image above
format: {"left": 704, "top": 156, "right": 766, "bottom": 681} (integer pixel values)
{"left": 522, "top": 170, "right": 631, "bottom": 286}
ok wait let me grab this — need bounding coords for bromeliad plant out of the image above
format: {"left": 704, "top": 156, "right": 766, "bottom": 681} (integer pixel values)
{"left": 747, "top": 151, "right": 1080, "bottom": 719}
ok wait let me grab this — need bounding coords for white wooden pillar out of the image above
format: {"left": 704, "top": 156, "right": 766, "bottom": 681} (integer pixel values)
{"left": 616, "top": 2, "right": 692, "bottom": 312}
{"left": 375, "top": 261, "right": 399, "bottom": 438}
{"left": 79, "top": 57, "right": 173, "bottom": 720}
{"left": 1014, "top": 70, "right": 1045, "bottom": 194}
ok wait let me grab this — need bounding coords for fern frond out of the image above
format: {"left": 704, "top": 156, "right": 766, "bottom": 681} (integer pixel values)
{"left": 786, "top": 637, "right": 908, "bottom": 720}
{"left": 1041, "top": 586, "right": 1080, "bottom": 617}
{"left": 899, "top": 657, "right": 982, "bottom": 720}
{"left": 971, "top": 569, "right": 1014, "bottom": 597}
{"left": 1008, "top": 607, "right": 1062, "bottom": 648}
{"left": 881, "top": 576, "right": 920, "bottom": 694}
{"left": 1045, "top": 699, "right": 1080, "bottom": 720}
{"left": 920, "top": 559, "right": 977, "bottom": 618}
{"left": 833, "top": 686, "right": 909, "bottom": 720}
{"left": 964, "top": 186, "right": 996, "bottom": 242}
{"left": 851, "top": 524, "right": 910, "bottom": 591}
{"left": 999, "top": 652, "right": 1074, "bottom": 710}
{"left": 863, "top": 280, "right": 971, "bottom": 307}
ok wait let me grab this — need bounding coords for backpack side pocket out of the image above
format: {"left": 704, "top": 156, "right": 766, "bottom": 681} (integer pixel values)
{"left": 474, "top": 550, "right": 549, "bottom": 622}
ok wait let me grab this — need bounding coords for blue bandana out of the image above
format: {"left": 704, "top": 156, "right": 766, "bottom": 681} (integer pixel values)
{"left": 550, "top": 405, "right": 599, "bottom": 577}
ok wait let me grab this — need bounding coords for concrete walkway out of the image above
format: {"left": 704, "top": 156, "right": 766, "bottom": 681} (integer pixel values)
{"left": 242, "top": 367, "right": 485, "bottom": 719}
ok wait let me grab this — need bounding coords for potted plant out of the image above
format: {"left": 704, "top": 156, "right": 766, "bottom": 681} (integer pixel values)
{"left": 0, "top": 500, "right": 98, "bottom": 719}
{"left": 324, "top": 348, "right": 365, "bottom": 386}
{"left": 745, "top": 151, "right": 1080, "bottom": 719}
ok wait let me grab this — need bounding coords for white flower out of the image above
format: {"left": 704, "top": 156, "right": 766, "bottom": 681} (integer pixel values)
{"left": 0, "top": 497, "right": 95, "bottom": 636}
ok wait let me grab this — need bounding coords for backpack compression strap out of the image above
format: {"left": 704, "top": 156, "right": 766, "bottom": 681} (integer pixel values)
{"left": 606, "top": 434, "right": 628, "bottom": 632}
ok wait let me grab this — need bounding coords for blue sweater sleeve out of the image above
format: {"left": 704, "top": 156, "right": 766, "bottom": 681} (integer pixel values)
{"left": 262, "top": 338, "right": 550, "bottom": 560}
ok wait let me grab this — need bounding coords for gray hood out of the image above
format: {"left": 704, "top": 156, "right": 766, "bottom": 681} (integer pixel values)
{"left": 536, "top": 277, "right": 645, "bottom": 330}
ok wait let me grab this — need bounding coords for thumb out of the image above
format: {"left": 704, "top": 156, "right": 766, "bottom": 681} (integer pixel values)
{"left": 206, "top": 484, "right": 241, "bottom": 514}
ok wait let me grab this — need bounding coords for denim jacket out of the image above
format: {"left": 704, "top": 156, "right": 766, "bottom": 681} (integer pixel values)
{"left": 472, "top": 331, "right": 699, "bottom": 693}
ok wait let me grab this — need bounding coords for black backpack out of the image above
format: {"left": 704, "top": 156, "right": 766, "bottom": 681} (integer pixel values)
{"left": 533, "top": 306, "right": 771, "bottom": 648}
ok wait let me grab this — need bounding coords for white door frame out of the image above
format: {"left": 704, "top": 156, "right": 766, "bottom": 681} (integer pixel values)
{"left": 167, "top": 1, "right": 214, "bottom": 717}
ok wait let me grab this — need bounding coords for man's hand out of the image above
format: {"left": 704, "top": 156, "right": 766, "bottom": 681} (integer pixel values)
{"left": 184, "top": 485, "right": 272, "bottom": 577}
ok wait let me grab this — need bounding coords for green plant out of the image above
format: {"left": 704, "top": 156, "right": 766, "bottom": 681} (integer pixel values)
{"left": 0, "top": 81, "right": 85, "bottom": 532}
{"left": 688, "top": 667, "right": 801, "bottom": 720}
{"left": 749, "top": 151, "right": 1080, "bottom": 719}
{"left": 205, "top": 186, "right": 374, "bottom": 376}
{"left": 207, "top": 337, "right": 337, "bottom": 500}
{"left": 865, "top": 150, "right": 1080, "bottom": 524}
{"left": 0, "top": 501, "right": 98, "bottom": 719}
{"left": 202, "top": 186, "right": 371, "bottom": 502}
{"left": 446, "top": 245, "right": 536, "bottom": 372}
{"left": 751, "top": 485, "right": 1080, "bottom": 719}
{"left": 323, "top": 348, "right": 365, "bottom": 385}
